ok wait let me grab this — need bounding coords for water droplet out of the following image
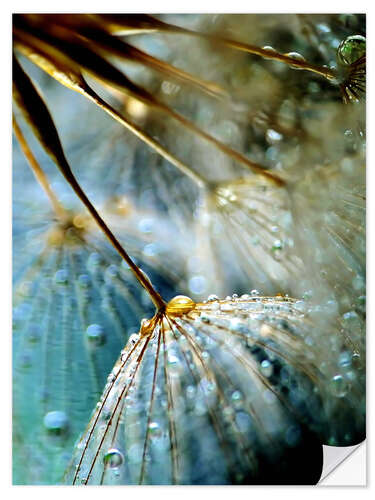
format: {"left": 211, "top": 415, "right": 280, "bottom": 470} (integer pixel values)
{"left": 251, "top": 289, "right": 260, "bottom": 297}
{"left": 106, "top": 264, "right": 118, "bottom": 279}
{"left": 43, "top": 411, "right": 69, "bottom": 435}
{"left": 138, "top": 218, "right": 154, "bottom": 233}
{"left": 88, "top": 252, "right": 102, "bottom": 269}
{"left": 19, "top": 351, "right": 32, "bottom": 368}
{"left": 285, "top": 52, "right": 306, "bottom": 69}
{"left": 207, "top": 294, "right": 219, "bottom": 302}
{"left": 231, "top": 390, "right": 243, "bottom": 408}
{"left": 27, "top": 324, "right": 41, "bottom": 343}
{"left": 337, "top": 35, "right": 365, "bottom": 65}
{"left": 260, "top": 359, "right": 273, "bottom": 377}
{"left": 200, "top": 312, "right": 210, "bottom": 323}
{"left": 103, "top": 448, "right": 124, "bottom": 468}
{"left": 86, "top": 324, "right": 105, "bottom": 345}
{"left": 316, "top": 23, "right": 331, "bottom": 34}
{"left": 329, "top": 374, "right": 348, "bottom": 398}
{"left": 342, "top": 310, "right": 362, "bottom": 331}
{"left": 271, "top": 239, "right": 283, "bottom": 252}
{"left": 167, "top": 295, "right": 196, "bottom": 316}
{"left": 143, "top": 243, "right": 159, "bottom": 257}
{"left": 148, "top": 421, "right": 163, "bottom": 439}
{"left": 266, "top": 128, "right": 283, "bottom": 143}
{"left": 54, "top": 269, "right": 68, "bottom": 284}
{"left": 78, "top": 274, "right": 90, "bottom": 288}
{"left": 338, "top": 351, "right": 352, "bottom": 368}
{"left": 235, "top": 411, "right": 252, "bottom": 433}
{"left": 262, "top": 45, "right": 277, "bottom": 59}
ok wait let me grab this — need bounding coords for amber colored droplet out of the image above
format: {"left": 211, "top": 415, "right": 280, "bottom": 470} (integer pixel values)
{"left": 166, "top": 295, "right": 196, "bottom": 316}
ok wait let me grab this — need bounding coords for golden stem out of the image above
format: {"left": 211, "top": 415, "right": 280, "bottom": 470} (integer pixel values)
{"left": 83, "top": 84, "right": 207, "bottom": 189}
{"left": 59, "top": 162, "right": 166, "bottom": 311}
{"left": 146, "top": 19, "right": 337, "bottom": 81}
{"left": 208, "top": 35, "right": 337, "bottom": 81}
{"left": 13, "top": 115, "right": 68, "bottom": 222}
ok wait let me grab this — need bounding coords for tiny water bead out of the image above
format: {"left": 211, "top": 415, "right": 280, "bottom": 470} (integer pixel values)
{"left": 143, "top": 242, "right": 159, "bottom": 257}
{"left": 337, "top": 35, "right": 366, "bottom": 66}
{"left": 138, "top": 217, "right": 154, "bottom": 233}
{"left": 338, "top": 351, "right": 352, "bottom": 369}
{"left": 342, "top": 310, "right": 362, "bottom": 331}
{"left": 103, "top": 448, "right": 124, "bottom": 469}
{"left": 27, "top": 324, "right": 42, "bottom": 343}
{"left": 78, "top": 274, "right": 90, "bottom": 288}
{"left": 54, "top": 269, "right": 68, "bottom": 284}
{"left": 87, "top": 252, "right": 103, "bottom": 269}
{"left": 167, "top": 353, "right": 180, "bottom": 367}
{"left": 329, "top": 374, "right": 348, "bottom": 398}
{"left": 106, "top": 264, "right": 119, "bottom": 279}
{"left": 271, "top": 240, "right": 283, "bottom": 252}
{"left": 86, "top": 324, "right": 106, "bottom": 345}
{"left": 231, "top": 390, "right": 243, "bottom": 408}
{"left": 262, "top": 45, "right": 277, "bottom": 59}
{"left": 266, "top": 129, "right": 283, "bottom": 144}
{"left": 148, "top": 422, "right": 163, "bottom": 439}
{"left": 260, "top": 359, "right": 273, "bottom": 377}
{"left": 19, "top": 351, "right": 32, "bottom": 368}
{"left": 43, "top": 411, "right": 69, "bottom": 435}
{"left": 284, "top": 52, "right": 306, "bottom": 69}
{"left": 207, "top": 294, "right": 219, "bottom": 302}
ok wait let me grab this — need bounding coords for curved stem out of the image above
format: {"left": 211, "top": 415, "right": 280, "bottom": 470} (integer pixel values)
{"left": 61, "top": 164, "right": 166, "bottom": 311}
{"left": 13, "top": 115, "right": 68, "bottom": 222}
{"left": 136, "top": 17, "right": 337, "bottom": 82}
{"left": 14, "top": 36, "right": 207, "bottom": 189}
{"left": 83, "top": 83, "right": 208, "bottom": 189}
{"left": 156, "top": 101, "right": 286, "bottom": 187}
{"left": 205, "top": 35, "right": 337, "bottom": 81}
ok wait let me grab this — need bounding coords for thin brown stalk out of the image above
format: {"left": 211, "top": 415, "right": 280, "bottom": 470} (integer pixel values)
{"left": 13, "top": 116, "right": 68, "bottom": 222}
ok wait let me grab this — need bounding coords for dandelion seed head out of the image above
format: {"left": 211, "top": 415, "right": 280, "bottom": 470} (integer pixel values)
{"left": 13, "top": 12, "right": 365, "bottom": 485}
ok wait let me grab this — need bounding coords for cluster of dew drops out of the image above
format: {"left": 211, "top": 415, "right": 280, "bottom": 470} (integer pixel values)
{"left": 28, "top": 25, "right": 366, "bottom": 479}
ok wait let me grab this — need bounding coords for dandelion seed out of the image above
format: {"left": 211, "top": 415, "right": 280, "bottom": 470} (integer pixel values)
{"left": 12, "top": 13, "right": 365, "bottom": 486}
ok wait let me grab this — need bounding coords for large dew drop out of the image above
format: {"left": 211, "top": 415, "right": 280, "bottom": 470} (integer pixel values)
{"left": 103, "top": 448, "right": 124, "bottom": 469}
{"left": 337, "top": 35, "right": 366, "bottom": 66}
